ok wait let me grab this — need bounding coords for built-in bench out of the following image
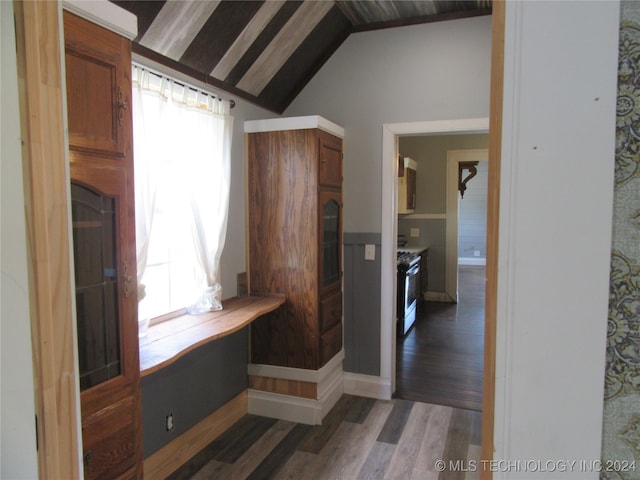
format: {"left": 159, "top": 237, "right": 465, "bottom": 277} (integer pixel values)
{"left": 139, "top": 294, "right": 286, "bottom": 376}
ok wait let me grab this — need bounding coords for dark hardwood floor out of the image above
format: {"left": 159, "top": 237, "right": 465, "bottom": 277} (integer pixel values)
{"left": 396, "top": 265, "right": 485, "bottom": 411}
{"left": 168, "top": 394, "right": 481, "bottom": 480}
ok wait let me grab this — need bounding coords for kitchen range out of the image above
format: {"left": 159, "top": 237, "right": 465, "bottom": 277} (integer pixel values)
{"left": 397, "top": 248, "right": 426, "bottom": 336}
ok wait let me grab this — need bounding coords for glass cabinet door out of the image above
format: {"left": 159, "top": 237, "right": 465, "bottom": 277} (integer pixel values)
{"left": 320, "top": 191, "right": 342, "bottom": 291}
{"left": 71, "top": 182, "right": 121, "bottom": 390}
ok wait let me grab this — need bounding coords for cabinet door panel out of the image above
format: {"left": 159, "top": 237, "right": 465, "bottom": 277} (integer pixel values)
{"left": 320, "top": 321, "right": 343, "bottom": 367}
{"left": 64, "top": 11, "right": 131, "bottom": 158}
{"left": 319, "top": 190, "right": 342, "bottom": 296}
{"left": 318, "top": 131, "right": 342, "bottom": 188}
{"left": 320, "top": 291, "right": 342, "bottom": 333}
{"left": 82, "top": 396, "right": 137, "bottom": 479}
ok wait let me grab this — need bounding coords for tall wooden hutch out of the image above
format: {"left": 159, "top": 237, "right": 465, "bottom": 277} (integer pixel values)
{"left": 246, "top": 116, "right": 344, "bottom": 421}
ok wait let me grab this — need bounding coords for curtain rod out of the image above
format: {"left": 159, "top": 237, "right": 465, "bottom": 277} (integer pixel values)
{"left": 132, "top": 60, "right": 235, "bottom": 109}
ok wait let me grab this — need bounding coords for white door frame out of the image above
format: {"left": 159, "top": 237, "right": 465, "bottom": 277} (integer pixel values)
{"left": 381, "top": 118, "right": 489, "bottom": 394}
{"left": 445, "top": 149, "right": 489, "bottom": 302}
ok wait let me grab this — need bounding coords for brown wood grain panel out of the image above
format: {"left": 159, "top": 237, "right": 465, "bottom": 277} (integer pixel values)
{"left": 225, "top": 1, "right": 301, "bottom": 85}
{"left": 248, "top": 129, "right": 322, "bottom": 369}
{"left": 249, "top": 376, "right": 318, "bottom": 399}
{"left": 318, "top": 129, "right": 343, "bottom": 188}
{"left": 319, "top": 290, "right": 342, "bottom": 333}
{"left": 179, "top": 1, "right": 264, "bottom": 73}
{"left": 64, "top": 11, "right": 131, "bottom": 159}
{"left": 483, "top": 1, "right": 505, "bottom": 477}
{"left": 81, "top": 396, "right": 137, "bottom": 479}
{"left": 258, "top": 5, "right": 351, "bottom": 113}
{"left": 14, "top": 3, "right": 81, "bottom": 477}
{"left": 319, "top": 321, "right": 343, "bottom": 367}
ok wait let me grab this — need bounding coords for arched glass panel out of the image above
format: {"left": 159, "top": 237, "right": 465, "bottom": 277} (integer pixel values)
{"left": 71, "top": 183, "right": 121, "bottom": 390}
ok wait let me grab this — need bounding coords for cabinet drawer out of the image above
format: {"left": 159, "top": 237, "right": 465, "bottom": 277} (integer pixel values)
{"left": 320, "top": 321, "right": 343, "bottom": 366}
{"left": 320, "top": 291, "right": 342, "bottom": 333}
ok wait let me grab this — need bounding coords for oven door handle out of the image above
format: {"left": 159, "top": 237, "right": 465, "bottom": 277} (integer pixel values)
{"left": 406, "top": 263, "right": 420, "bottom": 275}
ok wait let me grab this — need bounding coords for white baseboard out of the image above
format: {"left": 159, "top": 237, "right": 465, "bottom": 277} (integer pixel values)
{"left": 247, "top": 352, "right": 344, "bottom": 425}
{"left": 458, "top": 257, "right": 486, "bottom": 266}
{"left": 343, "top": 372, "right": 392, "bottom": 400}
{"left": 248, "top": 389, "right": 323, "bottom": 425}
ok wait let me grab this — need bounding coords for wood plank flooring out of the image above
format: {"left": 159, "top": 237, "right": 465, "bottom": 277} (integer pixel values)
{"left": 167, "top": 394, "right": 481, "bottom": 480}
{"left": 168, "top": 266, "right": 485, "bottom": 479}
{"left": 396, "top": 266, "right": 485, "bottom": 411}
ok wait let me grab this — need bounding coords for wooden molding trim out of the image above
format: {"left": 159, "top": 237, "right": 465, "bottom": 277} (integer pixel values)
{"left": 482, "top": 1, "right": 506, "bottom": 478}
{"left": 13, "top": 2, "right": 81, "bottom": 479}
{"left": 249, "top": 375, "right": 318, "bottom": 399}
{"left": 143, "top": 391, "right": 248, "bottom": 479}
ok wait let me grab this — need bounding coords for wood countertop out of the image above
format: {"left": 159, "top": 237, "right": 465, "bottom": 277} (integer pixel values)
{"left": 139, "top": 294, "right": 285, "bottom": 376}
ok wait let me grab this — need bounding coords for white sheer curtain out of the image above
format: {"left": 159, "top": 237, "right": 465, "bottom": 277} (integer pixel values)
{"left": 132, "top": 65, "right": 233, "bottom": 318}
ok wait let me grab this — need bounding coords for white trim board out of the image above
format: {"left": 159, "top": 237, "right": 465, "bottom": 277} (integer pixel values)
{"left": 62, "top": 0, "right": 137, "bottom": 40}
{"left": 244, "top": 115, "right": 344, "bottom": 138}
{"left": 247, "top": 352, "right": 344, "bottom": 425}
{"left": 459, "top": 257, "right": 486, "bottom": 266}
{"left": 381, "top": 118, "right": 489, "bottom": 393}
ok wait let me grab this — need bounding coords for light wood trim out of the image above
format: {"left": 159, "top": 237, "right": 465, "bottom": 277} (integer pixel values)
{"left": 482, "top": 1, "right": 505, "bottom": 478}
{"left": 13, "top": 1, "right": 81, "bottom": 478}
{"left": 143, "top": 390, "right": 248, "bottom": 479}
{"left": 249, "top": 375, "right": 318, "bottom": 399}
{"left": 139, "top": 294, "right": 285, "bottom": 376}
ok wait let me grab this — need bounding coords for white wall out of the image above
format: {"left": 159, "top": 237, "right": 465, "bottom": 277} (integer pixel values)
{"left": 1, "top": 2, "right": 39, "bottom": 478}
{"left": 494, "top": 1, "right": 618, "bottom": 477}
{"left": 285, "top": 15, "right": 492, "bottom": 233}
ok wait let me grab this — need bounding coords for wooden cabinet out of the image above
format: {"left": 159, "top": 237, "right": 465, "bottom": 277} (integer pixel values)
{"left": 247, "top": 118, "right": 344, "bottom": 370}
{"left": 398, "top": 156, "right": 417, "bottom": 214}
{"left": 64, "top": 11, "right": 142, "bottom": 479}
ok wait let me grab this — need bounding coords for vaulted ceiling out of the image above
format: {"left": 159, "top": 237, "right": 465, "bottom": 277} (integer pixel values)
{"left": 112, "top": 1, "right": 492, "bottom": 113}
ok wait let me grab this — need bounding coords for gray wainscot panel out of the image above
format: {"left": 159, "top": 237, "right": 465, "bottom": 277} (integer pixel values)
{"left": 343, "top": 232, "right": 381, "bottom": 376}
{"left": 140, "top": 328, "right": 248, "bottom": 457}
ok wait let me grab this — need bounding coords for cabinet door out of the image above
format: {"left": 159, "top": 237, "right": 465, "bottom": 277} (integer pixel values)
{"left": 64, "top": 11, "right": 131, "bottom": 158}
{"left": 70, "top": 162, "right": 141, "bottom": 479}
{"left": 319, "top": 190, "right": 342, "bottom": 295}
{"left": 65, "top": 11, "right": 141, "bottom": 480}
{"left": 318, "top": 131, "right": 342, "bottom": 188}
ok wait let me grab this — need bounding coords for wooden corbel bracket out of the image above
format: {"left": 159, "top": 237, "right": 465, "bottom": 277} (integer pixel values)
{"left": 458, "top": 161, "right": 479, "bottom": 198}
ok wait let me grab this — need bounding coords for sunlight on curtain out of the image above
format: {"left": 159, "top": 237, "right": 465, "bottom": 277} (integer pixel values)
{"left": 132, "top": 65, "right": 233, "bottom": 327}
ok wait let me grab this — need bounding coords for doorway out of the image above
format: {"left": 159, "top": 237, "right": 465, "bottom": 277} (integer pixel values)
{"left": 380, "top": 118, "right": 489, "bottom": 393}
{"left": 393, "top": 136, "right": 488, "bottom": 410}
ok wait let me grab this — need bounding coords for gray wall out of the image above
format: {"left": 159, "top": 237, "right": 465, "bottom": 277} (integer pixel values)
{"left": 284, "top": 16, "right": 492, "bottom": 374}
{"left": 141, "top": 330, "right": 248, "bottom": 457}
{"left": 284, "top": 16, "right": 492, "bottom": 233}
{"left": 343, "top": 233, "right": 381, "bottom": 375}
{"left": 398, "top": 134, "right": 489, "bottom": 291}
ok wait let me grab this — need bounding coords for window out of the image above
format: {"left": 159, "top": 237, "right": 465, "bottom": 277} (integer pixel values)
{"left": 131, "top": 65, "right": 233, "bottom": 327}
